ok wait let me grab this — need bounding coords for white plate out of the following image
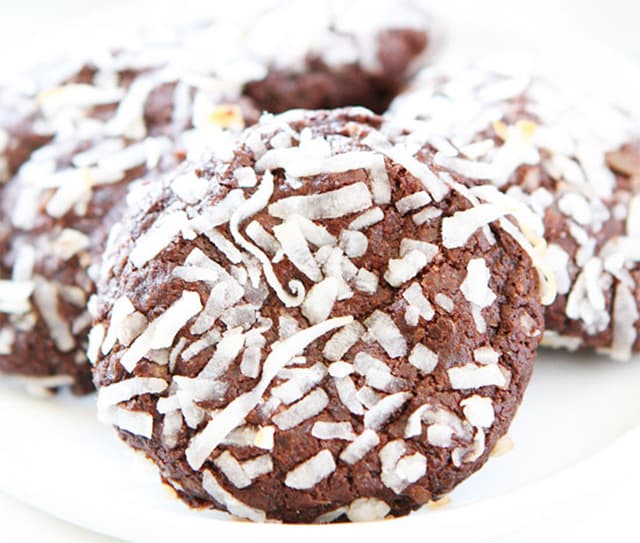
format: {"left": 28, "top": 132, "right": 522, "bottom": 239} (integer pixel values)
{"left": 1, "top": 2, "right": 640, "bottom": 542}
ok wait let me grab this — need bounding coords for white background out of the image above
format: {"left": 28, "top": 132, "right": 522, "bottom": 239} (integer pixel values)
{"left": 1, "top": 1, "right": 639, "bottom": 541}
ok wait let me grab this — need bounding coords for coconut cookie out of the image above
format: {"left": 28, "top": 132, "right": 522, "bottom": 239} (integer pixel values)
{"left": 91, "top": 108, "right": 545, "bottom": 523}
{"left": 239, "top": 0, "right": 434, "bottom": 114}
{"left": 388, "top": 64, "right": 640, "bottom": 360}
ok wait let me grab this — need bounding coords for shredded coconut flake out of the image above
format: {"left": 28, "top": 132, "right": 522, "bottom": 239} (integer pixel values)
{"left": 214, "top": 451, "right": 252, "bottom": 488}
{"left": 354, "top": 352, "right": 399, "bottom": 392}
{"left": 328, "top": 361, "right": 354, "bottom": 378}
{"left": 301, "top": 277, "right": 340, "bottom": 324}
{"left": 198, "top": 331, "right": 245, "bottom": 379}
{"left": 181, "top": 329, "right": 222, "bottom": 361}
{"left": 170, "top": 171, "right": 208, "bottom": 204}
{"left": 0, "top": 280, "right": 34, "bottom": 314}
{"left": 460, "top": 258, "right": 496, "bottom": 308}
{"left": 402, "top": 282, "right": 435, "bottom": 322}
{"left": 347, "top": 498, "right": 390, "bottom": 522}
{"left": 242, "top": 454, "right": 273, "bottom": 479}
{"left": 130, "top": 211, "right": 189, "bottom": 268}
{"left": 102, "top": 296, "right": 135, "bottom": 355}
{"left": 312, "top": 421, "right": 356, "bottom": 441}
{"left": 461, "top": 395, "right": 495, "bottom": 428}
{"left": 334, "top": 375, "right": 365, "bottom": 415}
{"left": 314, "top": 508, "right": 348, "bottom": 524}
{"left": 273, "top": 220, "right": 322, "bottom": 281}
{"left": 339, "top": 230, "right": 368, "bottom": 258}
{"left": 120, "top": 291, "right": 202, "bottom": 372}
{"left": 408, "top": 343, "right": 438, "bottom": 373}
{"left": 245, "top": 221, "right": 280, "bottom": 255}
{"left": 162, "top": 410, "right": 183, "bottom": 449}
{"left": 412, "top": 206, "right": 443, "bottom": 225}
{"left": 285, "top": 449, "right": 336, "bottom": 490}
{"left": 205, "top": 229, "right": 243, "bottom": 264}
{"left": 191, "top": 189, "right": 246, "bottom": 233}
{"left": 627, "top": 195, "right": 640, "bottom": 236}
{"left": 51, "top": 228, "right": 90, "bottom": 260}
{"left": 33, "top": 279, "right": 74, "bottom": 352}
{"left": 396, "top": 191, "right": 431, "bottom": 214}
{"left": 272, "top": 363, "right": 326, "bottom": 404}
{"left": 254, "top": 426, "right": 275, "bottom": 450}
{"left": 292, "top": 214, "right": 337, "bottom": 247}
{"left": 202, "top": 471, "right": 265, "bottom": 522}
{"left": 473, "top": 346, "right": 500, "bottom": 365}
{"left": 384, "top": 250, "right": 428, "bottom": 287}
{"left": 364, "top": 310, "right": 407, "bottom": 358}
{"left": 0, "top": 327, "right": 15, "bottom": 355}
{"left": 599, "top": 284, "right": 639, "bottom": 361}
{"left": 379, "top": 439, "right": 425, "bottom": 493}
{"left": 442, "top": 204, "right": 505, "bottom": 249}
{"left": 339, "top": 429, "right": 380, "bottom": 464}
{"left": 322, "top": 321, "right": 364, "bottom": 361}
{"left": 268, "top": 182, "right": 372, "bottom": 220}
{"left": 354, "top": 268, "right": 378, "bottom": 294}
{"left": 364, "top": 392, "right": 411, "bottom": 430}
{"left": 435, "top": 293, "right": 454, "bottom": 312}
{"left": 545, "top": 244, "right": 572, "bottom": 295}
{"left": 102, "top": 406, "right": 154, "bottom": 439}
{"left": 448, "top": 363, "right": 508, "bottom": 389}
{"left": 98, "top": 377, "right": 167, "bottom": 417}
{"left": 348, "top": 207, "right": 384, "bottom": 230}
{"left": 427, "top": 424, "right": 455, "bottom": 448}
{"left": 395, "top": 453, "right": 427, "bottom": 484}
{"left": 235, "top": 167, "right": 258, "bottom": 188}
{"left": 273, "top": 388, "right": 329, "bottom": 430}
{"left": 87, "top": 324, "right": 105, "bottom": 364}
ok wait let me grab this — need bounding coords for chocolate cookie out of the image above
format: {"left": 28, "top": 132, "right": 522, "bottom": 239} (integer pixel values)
{"left": 0, "top": 1, "right": 434, "bottom": 393}
{"left": 388, "top": 64, "right": 640, "bottom": 360}
{"left": 91, "top": 108, "right": 545, "bottom": 523}
{"left": 241, "top": 0, "right": 433, "bottom": 114}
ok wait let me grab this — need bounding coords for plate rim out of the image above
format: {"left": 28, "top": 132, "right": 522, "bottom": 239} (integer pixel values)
{"left": 2, "top": 4, "right": 640, "bottom": 541}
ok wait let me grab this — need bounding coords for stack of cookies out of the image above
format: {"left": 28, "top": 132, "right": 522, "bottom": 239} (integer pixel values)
{"left": 0, "top": 0, "right": 638, "bottom": 523}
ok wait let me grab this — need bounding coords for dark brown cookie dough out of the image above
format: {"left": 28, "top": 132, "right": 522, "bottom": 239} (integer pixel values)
{"left": 388, "top": 65, "right": 640, "bottom": 360}
{"left": 91, "top": 108, "right": 544, "bottom": 523}
{"left": 244, "top": 28, "right": 428, "bottom": 114}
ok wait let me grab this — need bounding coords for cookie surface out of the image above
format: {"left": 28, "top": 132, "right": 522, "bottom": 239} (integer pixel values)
{"left": 0, "top": 1, "right": 433, "bottom": 394}
{"left": 92, "top": 108, "right": 544, "bottom": 523}
{"left": 388, "top": 64, "right": 640, "bottom": 360}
